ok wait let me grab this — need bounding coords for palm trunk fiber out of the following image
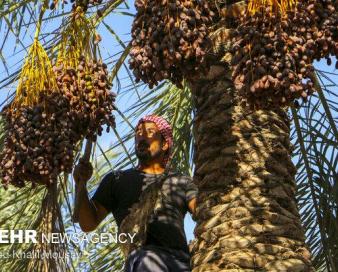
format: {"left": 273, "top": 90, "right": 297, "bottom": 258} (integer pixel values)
{"left": 188, "top": 65, "right": 313, "bottom": 272}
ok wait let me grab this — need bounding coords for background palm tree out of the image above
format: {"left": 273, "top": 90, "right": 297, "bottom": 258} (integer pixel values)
{"left": 0, "top": 0, "right": 337, "bottom": 271}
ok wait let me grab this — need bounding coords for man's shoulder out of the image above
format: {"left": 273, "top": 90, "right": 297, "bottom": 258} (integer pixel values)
{"left": 104, "top": 167, "right": 139, "bottom": 181}
{"left": 167, "top": 171, "right": 192, "bottom": 183}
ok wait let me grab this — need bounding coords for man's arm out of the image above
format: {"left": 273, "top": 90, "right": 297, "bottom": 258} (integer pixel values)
{"left": 76, "top": 182, "right": 109, "bottom": 232}
{"left": 185, "top": 176, "right": 198, "bottom": 220}
{"left": 73, "top": 159, "right": 109, "bottom": 232}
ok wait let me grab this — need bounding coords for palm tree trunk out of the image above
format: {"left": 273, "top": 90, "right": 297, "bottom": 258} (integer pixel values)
{"left": 188, "top": 64, "right": 313, "bottom": 271}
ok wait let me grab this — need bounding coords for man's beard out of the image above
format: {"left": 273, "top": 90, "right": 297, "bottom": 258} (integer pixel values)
{"left": 135, "top": 148, "right": 151, "bottom": 162}
{"left": 135, "top": 144, "right": 162, "bottom": 164}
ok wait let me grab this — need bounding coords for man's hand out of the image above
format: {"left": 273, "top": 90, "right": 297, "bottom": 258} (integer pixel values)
{"left": 188, "top": 198, "right": 197, "bottom": 219}
{"left": 73, "top": 158, "right": 93, "bottom": 184}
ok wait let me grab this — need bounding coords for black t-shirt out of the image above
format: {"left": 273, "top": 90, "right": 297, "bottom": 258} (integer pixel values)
{"left": 91, "top": 168, "right": 198, "bottom": 253}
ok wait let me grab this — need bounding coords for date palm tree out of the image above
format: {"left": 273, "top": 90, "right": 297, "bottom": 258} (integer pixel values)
{"left": 0, "top": 0, "right": 337, "bottom": 271}
{"left": 189, "top": 63, "right": 314, "bottom": 271}
{"left": 186, "top": 1, "right": 338, "bottom": 271}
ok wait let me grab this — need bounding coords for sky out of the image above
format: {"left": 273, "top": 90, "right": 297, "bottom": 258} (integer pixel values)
{"left": 0, "top": 0, "right": 337, "bottom": 253}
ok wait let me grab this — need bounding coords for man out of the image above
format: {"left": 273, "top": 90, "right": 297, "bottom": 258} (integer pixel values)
{"left": 73, "top": 114, "right": 198, "bottom": 271}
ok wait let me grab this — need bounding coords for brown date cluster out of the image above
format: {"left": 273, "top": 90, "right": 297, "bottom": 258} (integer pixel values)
{"left": 0, "top": 93, "right": 80, "bottom": 188}
{"left": 231, "top": 0, "right": 338, "bottom": 109}
{"left": 0, "top": 58, "right": 116, "bottom": 188}
{"left": 53, "top": 56, "right": 117, "bottom": 142}
{"left": 129, "top": 0, "right": 214, "bottom": 89}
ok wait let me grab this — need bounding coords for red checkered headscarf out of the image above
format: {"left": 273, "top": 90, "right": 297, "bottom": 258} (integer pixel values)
{"left": 136, "top": 115, "right": 173, "bottom": 168}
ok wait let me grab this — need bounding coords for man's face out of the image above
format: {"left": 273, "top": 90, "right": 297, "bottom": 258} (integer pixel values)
{"left": 135, "top": 121, "right": 167, "bottom": 164}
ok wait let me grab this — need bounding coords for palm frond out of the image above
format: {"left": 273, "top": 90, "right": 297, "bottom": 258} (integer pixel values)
{"left": 291, "top": 68, "right": 338, "bottom": 271}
